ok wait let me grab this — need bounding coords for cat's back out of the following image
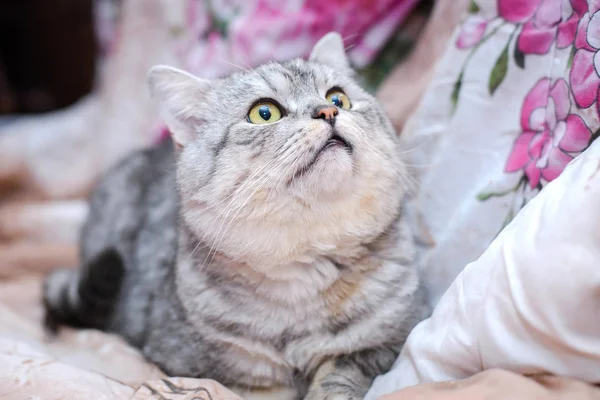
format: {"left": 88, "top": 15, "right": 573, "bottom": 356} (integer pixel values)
{"left": 78, "top": 138, "right": 180, "bottom": 343}
{"left": 80, "top": 138, "right": 177, "bottom": 262}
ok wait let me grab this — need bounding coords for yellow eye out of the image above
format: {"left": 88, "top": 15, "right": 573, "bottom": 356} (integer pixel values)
{"left": 326, "top": 90, "right": 351, "bottom": 110}
{"left": 247, "top": 101, "right": 282, "bottom": 124}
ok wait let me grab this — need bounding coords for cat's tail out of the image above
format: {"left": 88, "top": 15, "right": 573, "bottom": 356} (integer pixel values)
{"left": 43, "top": 248, "right": 124, "bottom": 332}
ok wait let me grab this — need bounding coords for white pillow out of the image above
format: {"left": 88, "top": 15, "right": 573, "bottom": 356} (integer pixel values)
{"left": 366, "top": 138, "right": 600, "bottom": 399}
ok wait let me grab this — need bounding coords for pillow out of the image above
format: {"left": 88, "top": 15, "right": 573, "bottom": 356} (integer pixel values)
{"left": 366, "top": 138, "right": 600, "bottom": 399}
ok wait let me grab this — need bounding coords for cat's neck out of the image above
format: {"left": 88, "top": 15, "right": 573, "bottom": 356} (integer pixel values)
{"left": 176, "top": 215, "right": 411, "bottom": 305}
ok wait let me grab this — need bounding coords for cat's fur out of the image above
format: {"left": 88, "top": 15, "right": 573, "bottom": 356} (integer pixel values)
{"left": 43, "top": 33, "right": 429, "bottom": 400}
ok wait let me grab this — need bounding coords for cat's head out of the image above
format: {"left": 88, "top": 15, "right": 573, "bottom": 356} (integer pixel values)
{"left": 148, "top": 33, "right": 410, "bottom": 269}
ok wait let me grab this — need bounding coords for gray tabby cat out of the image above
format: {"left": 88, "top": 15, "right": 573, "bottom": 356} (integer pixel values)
{"left": 43, "top": 33, "right": 429, "bottom": 400}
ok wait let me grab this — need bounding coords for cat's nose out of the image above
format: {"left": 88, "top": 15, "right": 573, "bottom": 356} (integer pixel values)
{"left": 312, "top": 105, "right": 338, "bottom": 124}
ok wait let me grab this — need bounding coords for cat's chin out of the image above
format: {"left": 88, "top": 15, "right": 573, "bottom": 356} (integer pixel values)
{"left": 289, "top": 147, "right": 354, "bottom": 196}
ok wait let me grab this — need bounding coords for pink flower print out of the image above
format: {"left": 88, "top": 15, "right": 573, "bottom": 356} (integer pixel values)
{"left": 456, "top": 15, "right": 488, "bottom": 49}
{"left": 498, "top": 0, "right": 544, "bottom": 22}
{"left": 177, "top": 0, "right": 418, "bottom": 78}
{"left": 505, "top": 78, "right": 591, "bottom": 188}
{"left": 499, "top": 0, "right": 585, "bottom": 55}
{"left": 570, "top": 4, "right": 600, "bottom": 114}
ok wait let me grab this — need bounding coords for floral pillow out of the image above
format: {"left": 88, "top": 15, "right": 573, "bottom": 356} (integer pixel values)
{"left": 399, "top": 0, "right": 600, "bottom": 303}
{"left": 366, "top": 0, "right": 600, "bottom": 396}
{"left": 366, "top": 136, "right": 600, "bottom": 399}
{"left": 456, "top": 0, "right": 596, "bottom": 204}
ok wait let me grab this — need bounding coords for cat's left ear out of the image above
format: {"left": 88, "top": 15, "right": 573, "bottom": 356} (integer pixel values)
{"left": 148, "top": 65, "right": 211, "bottom": 148}
{"left": 309, "top": 32, "right": 351, "bottom": 71}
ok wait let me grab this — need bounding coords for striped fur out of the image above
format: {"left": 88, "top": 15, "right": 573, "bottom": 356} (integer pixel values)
{"left": 43, "top": 33, "right": 429, "bottom": 400}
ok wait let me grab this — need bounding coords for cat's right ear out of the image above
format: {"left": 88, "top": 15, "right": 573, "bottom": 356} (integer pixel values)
{"left": 309, "top": 32, "right": 350, "bottom": 71}
{"left": 148, "top": 66, "right": 211, "bottom": 147}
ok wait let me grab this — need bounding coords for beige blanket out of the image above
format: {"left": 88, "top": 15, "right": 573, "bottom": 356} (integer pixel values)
{"left": 0, "top": 0, "right": 463, "bottom": 398}
{"left": 0, "top": 272, "right": 245, "bottom": 399}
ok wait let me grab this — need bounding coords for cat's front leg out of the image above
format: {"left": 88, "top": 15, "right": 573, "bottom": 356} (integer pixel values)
{"left": 303, "top": 347, "right": 399, "bottom": 400}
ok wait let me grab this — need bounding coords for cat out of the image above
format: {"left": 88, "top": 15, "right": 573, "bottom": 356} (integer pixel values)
{"left": 43, "top": 32, "right": 429, "bottom": 400}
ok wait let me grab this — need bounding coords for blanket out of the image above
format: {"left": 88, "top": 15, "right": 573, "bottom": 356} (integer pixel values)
{"left": 0, "top": 0, "right": 453, "bottom": 398}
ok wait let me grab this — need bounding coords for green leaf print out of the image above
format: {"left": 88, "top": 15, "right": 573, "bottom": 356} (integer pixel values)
{"left": 488, "top": 44, "right": 509, "bottom": 95}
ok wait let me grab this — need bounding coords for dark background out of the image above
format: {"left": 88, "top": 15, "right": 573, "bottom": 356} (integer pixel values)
{"left": 0, "top": 0, "right": 97, "bottom": 115}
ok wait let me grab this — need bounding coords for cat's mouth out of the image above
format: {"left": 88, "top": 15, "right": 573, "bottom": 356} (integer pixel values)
{"left": 290, "top": 132, "right": 352, "bottom": 183}
{"left": 323, "top": 133, "right": 352, "bottom": 152}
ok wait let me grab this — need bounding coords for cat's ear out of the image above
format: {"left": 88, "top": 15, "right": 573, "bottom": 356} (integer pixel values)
{"left": 148, "top": 65, "right": 211, "bottom": 147}
{"left": 309, "top": 32, "right": 350, "bottom": 70}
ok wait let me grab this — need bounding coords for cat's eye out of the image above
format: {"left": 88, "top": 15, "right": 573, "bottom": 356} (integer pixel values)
{"left": 326, "top": 89, "right": 351, "bottom": 110}
{"left": 247, "top": 101, "right": 283, "bottom": 124}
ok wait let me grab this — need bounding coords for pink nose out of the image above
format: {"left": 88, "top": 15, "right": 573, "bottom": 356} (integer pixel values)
{"left": 313, "top": 105, "right": 338, "bottom": 121}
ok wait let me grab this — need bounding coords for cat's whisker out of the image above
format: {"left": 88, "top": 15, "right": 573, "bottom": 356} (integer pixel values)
{"left": 240, "top": 58, "right": 254, "bottom": 71}
{"left": 185, "top": 155, "right": 284, "bottom": 264}
{"left": 219, "top": 149, "right": 296, "bottom": 219}
{"left": 201, "top": 177, "right": 272, "bottom": 269}
{"left": 222, "top": 59, "right": 252, "bottom": 72}
{"left": 341, "top": 33, "right": 361, "bottom": 42}
{"left": 352, "top": 131, "right": 391, "bottom": 159}
{"left": 402, "top": 173, "right": 419, "bottom": 194}
{"left": 223, "top": 147, "right": 298, "bottom": 218}
{"left": 396, "top": 135, "right": 439, "bottom": 155}
{"left": 359, "top": 139, "right": 395, "bottom": 166}
{"left": 245, "top": 146, "right": 300, "bottom": 201}
{"left": 199, "top": 150, "right": 298, "bottom": 269}
{"left": 218, "top": 140, "right": 302, "bottom": 210}
{"left": 219, "top": 158, "right": 280, "bottom": 207}
{"left": 343, "top": 43, "right": 357, "bottom": 53}
{"left": 350, "top": 139, "right": 420, "bottom": 193}
{"left": 220, "top": 148, "right": 297, "bottom": 219}
{"left": 263, "top": 159, "right": 297, "bottom": 206}
{"left": 361, "top": 142, "right": 422, "bottom": 181}
{"left": 403, "top": 162, "right": 439, "bottom": 169}
{"left": 186, "top": 156, "right": 283, "bottom": 263}
{"left": 273, "top": 152, "right": 303, "bottom": 194}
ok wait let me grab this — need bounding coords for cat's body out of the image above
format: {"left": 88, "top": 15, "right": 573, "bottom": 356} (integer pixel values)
{"left": 44, "top": 33, "right": 429, "bottom": 400}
